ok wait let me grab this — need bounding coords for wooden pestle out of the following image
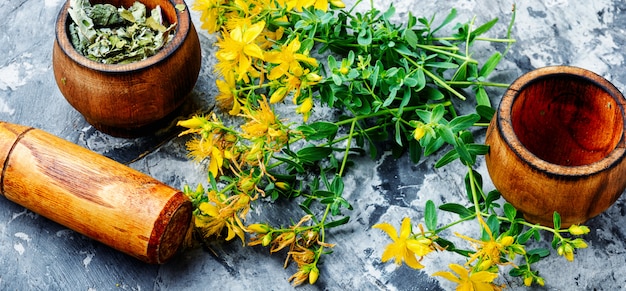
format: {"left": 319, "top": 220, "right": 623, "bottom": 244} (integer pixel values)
{"left": 0, "top": 122, "right": 192, "bottom": 264}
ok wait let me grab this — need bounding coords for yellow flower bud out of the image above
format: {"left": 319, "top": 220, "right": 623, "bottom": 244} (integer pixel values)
{"left": 296, "top": 97, "right": 314, "bottom": 115}
{"left": 339, "top": 66, "right": 349, "bottom": 75}
{"left": 275, "top": 181, "right": 290, "bottom": 190}
{"left": 177, "top": 116, "right": 206, "bottom": 129}
{"left": 330, "top": 0, "right": 345, "bottom": 9}
{"left": 413, "top": 127, "right": 426, "bottom": 141}
{"left": 570, "top": 238, "right": 588, "bottom": 249}
{"left": 524, "top": 275, "right": 533, "bottom": 287}
{"left": 308, "top": 266, "right": 319, "bottom": 284}
{"left": 262, "top": 234, "right": 272, "bottom": 246}
{"left": 247, "top": 223, "right": 270, "bottom": 234}
{"left": 568, "top": 225, "right": 590, "bottom": 236}
{"left": 306, "top": 72, "right": 323, "bottom": 82}
{"left": 270, "top": 86, "right": 289, "bottom": 104}
{"left": 500, "top": 235, "right": 514, "bottom": 247}
{"left": 477, "top": 259, "right": 493, "bottom": 271}
{"left": 536, "top": 277, "right": 545, "bottom": 286}
{"left": 198, "top": 202, "right": 218, "bottom": 217}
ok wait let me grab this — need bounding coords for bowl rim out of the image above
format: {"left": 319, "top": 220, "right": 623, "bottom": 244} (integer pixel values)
{"left": 54, "top": 0, "right": 191, "bottom": 73}
{"left": 496, "top": 65, "right": 626, "bottom": 177}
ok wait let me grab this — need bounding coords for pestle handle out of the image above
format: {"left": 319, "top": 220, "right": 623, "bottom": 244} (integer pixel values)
{"left": 0, "top": 122, "right": 191, "bottom": 264}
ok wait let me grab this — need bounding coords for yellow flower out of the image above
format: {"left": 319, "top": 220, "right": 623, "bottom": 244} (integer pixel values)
{"left": 288, "top": 264, "right": 317, "bottom": 286}
{"left": 373, "top": 217, "right": 434, "bottom": 269}
{"left": 433, "top": 263, "right": 500, "bottom": 291}
{"left": 193, "top": 0, "right": 223, "bottom": 34}
{"left": 215, "top": 70, "right": 238, "bottom": 112}
{"left": 568, "top": 225, "right": 590, "bottom": 236}
{"left": 557, "top": 243, "right": 575, "bottom": 262}
{"left": 455, "top": 232, "right": 517, "bottom": 268}
{"left": 246, "top": 223, "right": 270, "bottom": 234}
{"left": 265, "top": 38, "right": 318, "bottom": 80}
{"left": 269, "top": 86, "right": 289, "bottom": 104}
{"left": 216, "top": 21, "right": 266, "bottom": 81}
{"left": 329, "top": 0, "right": 345, "bottom": 8}
{"left": 413, "top": 126, "right": 426, "bottom": 141}
{"left": 295, "top": 97, "right": 314, "bottom": 122}
{"left": 296, "top": 0, "right": 330, "bottom": 12}
{"left": 240, "top": 97, "right": 278, "bottom": 139}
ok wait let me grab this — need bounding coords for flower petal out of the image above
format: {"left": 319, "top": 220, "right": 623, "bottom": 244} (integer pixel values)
{"left": 373, "top": 222, "right": 398, "bottom": 240}
{"left": 400, "top": 217, "right": 412, "bottom": 239}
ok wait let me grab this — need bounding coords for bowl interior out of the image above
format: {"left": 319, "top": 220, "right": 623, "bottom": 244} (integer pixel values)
{"left": 511, "top": 74, "right": 624, "bottom": 166}
{"left": 89, "top": 0, "right": 178, "bottom": 25}
{"left": 56, "top": 0, "right": 186, "bottom": 72}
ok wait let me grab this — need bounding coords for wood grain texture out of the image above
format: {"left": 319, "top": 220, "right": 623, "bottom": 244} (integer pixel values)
{"left": 485, "top": 66, "right": 626, "bottom": 226}
{"left": 0, "top": 122, "right": 192, "bottom": 263}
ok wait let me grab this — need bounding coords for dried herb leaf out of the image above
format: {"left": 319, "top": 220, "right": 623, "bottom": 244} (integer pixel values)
{"left": 67, "top": 0, "right": 177, "bottom": 64}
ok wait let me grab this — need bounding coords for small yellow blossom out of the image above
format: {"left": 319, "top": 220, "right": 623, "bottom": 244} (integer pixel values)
{"left": 246, "top": 223, "right": 270, "bottom": 234}
{"left": 433, "top": 263, "right": 500, "bottom": 291}
{"left": 557, "top": 243, "right": 576, "bottom": 262}
{"left": 373, "top": 217, "right": 434, "bottom": 269}
{"left": 413, "top": 126, "right": 426, "bottom": 141}
{"left": 269, "top": 86, "right": 289, "bottom": 104}
{"left": 295, "top": 97, "right": 314, "bottom": 122}
{"left": 455, "top": 232, "right": 518, "bottom": 268}
{"left": 568, "top": 225, "right": 590, "bottom": 236}
{"left": 265, "top": 38, "right": 318, "bottom": 80}
{"left": 215, "top": 70, "right": 238, "bottom": 112}
{"left": 216, "top": 21, "right": 266, "bottom": 81}
{"left": 288, "top": 264, "right": 317, "bottom": 286}
{"left": 193, "top": 0, "right": 223, "bottom": 34}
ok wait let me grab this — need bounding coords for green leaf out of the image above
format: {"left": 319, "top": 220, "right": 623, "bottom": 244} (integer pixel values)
{"left": 425, "top": 62, "right": 459, "bottom": 69}
{"left": 297, "top": 146, "right": 333, "bottom": 163}
{"left": 517, "top": 228, "right": 537, "bottom": 244}
{"left": 357, "top": 27, "right": 373, "bottom": 46}
{"left": 432, "top": 8, "right": 457, "bottom": 34}
{"left": 483, "top": 214, "right": 500, "bottom": 239}
{"left": 479, "top": 52, "right": 502, "bottom": 77}
{"left": 409, "top": 139, "right": 422, "bottom": 163}
{"left": 455, "top": 137, "right": 474, "bottom": 165}
{"left": 425, "top": 200, "right": 437, "bottom": 231}
{"left": 449, "top": 114, "right": 480, "bottom": 133}
{"left": 324, "top": 216, "right": 350, "bottom": 228}
{"left": 394, "top": 44, "right": 417, "bottom": 57}
{"left": 430, "top": 104, "right": 446, "bottom": 123}
{"left": 437, "top": 126, "right": 456, "bottom": 145}
{"left": 435, "top": 149, "right": 458, "bottom": 168}
{"left": 553, "top": 212, "right": 561, "bottom": 230}
{"left": 394, "top": 120, "right": 403, "bottom": 146}
{"left": 404, "top": 28, "right": 418, "bottom": 49}
{"left": 330, "top": 175, "right": 344, "bottom": 195}
{"left": 299, "top": 203, "right": 315, "bottom": 217}
{"left": 527, "top": 248, "right": 551, "bottom": 258}
{"left": 314, "top": 190, "right": 335, "bottom": 197}
{"left": 476, "top": 105, "right": 495, "bottom": 121}
{"left": 472, "top": 17, "right": 499, "bottom": 38}
{"left": 297, "top": 122, "right": 339, "bottom": 141}
{"left": 475, "top": 86, "right": 491, "bottom": 107}
{"left": 504, "top": 203, "right": 517, "bottom": 221}
{"left": 439, "top": 203, "right": 473, "bottom": 218}
{"left": 414, "top": 68, "right": 426, "bottom": 91}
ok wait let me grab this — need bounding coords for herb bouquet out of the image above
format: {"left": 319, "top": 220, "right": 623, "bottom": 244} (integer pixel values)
{"left": 178, "top": 0, "right": 590, "bottom": 288}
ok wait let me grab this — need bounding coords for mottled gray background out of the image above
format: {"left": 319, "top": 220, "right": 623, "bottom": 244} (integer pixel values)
{"left": 1, "top": 0, "right": 626, "bottom": 290}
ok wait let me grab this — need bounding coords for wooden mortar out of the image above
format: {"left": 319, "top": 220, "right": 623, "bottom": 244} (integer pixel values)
{"left": 0, "top": 122, "right": 191, "bottom": 263}
{"left": 485, "top": 66, "right": 626, "bottom": 227}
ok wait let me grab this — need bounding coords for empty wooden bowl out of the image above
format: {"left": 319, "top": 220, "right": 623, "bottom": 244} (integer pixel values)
{"left": 52, "top": 0, "right": 201, "bottom": 137}
{"left": 485, "top": 66, "right": 626, "bottom": 227}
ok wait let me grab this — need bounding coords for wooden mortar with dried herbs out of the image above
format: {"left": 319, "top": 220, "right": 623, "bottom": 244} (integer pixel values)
{"left": 67, "top": 0, "right": 178, "bottom": 64}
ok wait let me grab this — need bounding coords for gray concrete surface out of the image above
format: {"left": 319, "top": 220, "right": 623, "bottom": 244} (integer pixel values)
{"left": 2, "top": 0, "right": 626, "bottom": 290}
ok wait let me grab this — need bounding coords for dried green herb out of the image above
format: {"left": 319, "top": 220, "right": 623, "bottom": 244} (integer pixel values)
{"left": 67, "top": 0, "right": 177, "bottom": 64}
